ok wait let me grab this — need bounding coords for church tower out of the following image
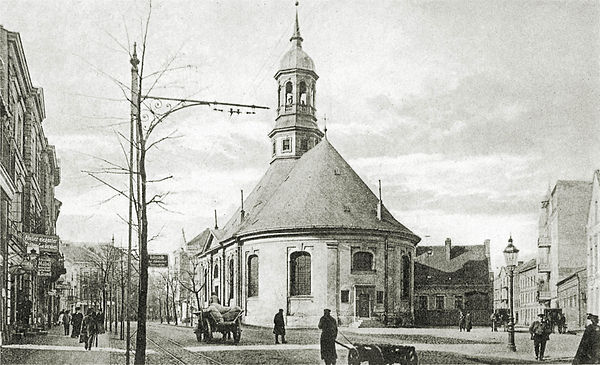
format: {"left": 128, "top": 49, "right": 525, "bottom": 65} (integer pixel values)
{"left": 269, "top": 10, "right": 324, "bottom": 162}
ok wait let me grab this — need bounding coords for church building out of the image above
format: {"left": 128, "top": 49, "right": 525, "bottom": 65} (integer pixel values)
{"left": 189, "top": 11, "right": 421, "bottom": 327}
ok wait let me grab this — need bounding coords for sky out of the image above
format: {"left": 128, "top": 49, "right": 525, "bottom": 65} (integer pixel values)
{"left": 1, "top": 0, "right": 598, "bottom": 271}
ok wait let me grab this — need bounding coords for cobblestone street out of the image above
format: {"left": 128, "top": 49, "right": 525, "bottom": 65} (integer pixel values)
{"left": 0, "top": 322, "right": 584, "bottom": 364}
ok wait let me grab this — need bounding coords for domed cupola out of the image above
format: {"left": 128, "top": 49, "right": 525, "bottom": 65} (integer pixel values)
{"left": 269, "top": 8, "right": 323, "bottom": 162}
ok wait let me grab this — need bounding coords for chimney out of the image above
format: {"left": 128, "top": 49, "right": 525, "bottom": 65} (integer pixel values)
{"left": 484, "top": 239, "right": 490, "bottom": 259}
{"left": 445, "top": 238, "right": 451, "bottom": 261}
{"left": 377, "top": 179, "right": 382, "bottom": 221}
{"left": 214, "top": 209, "right": 219, "bottom": 229}
{"left": 240, "top": 190, "right": 245, "bottom": 223}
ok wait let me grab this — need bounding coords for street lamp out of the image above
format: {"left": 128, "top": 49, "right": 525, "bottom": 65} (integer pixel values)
{"left": 503, "top": 236, "right": 519, "bottom": 352}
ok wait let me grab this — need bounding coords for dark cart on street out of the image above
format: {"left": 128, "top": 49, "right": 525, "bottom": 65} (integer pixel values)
{"left": 193, "top": 305, "right": 244, "bottom": 344}
{"left": 335, "top": 340, "right": 418, "bottom": 365}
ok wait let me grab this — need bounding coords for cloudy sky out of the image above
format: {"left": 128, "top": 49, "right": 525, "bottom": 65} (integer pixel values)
{"left": 1, "top": 0, "right": 598, "bottom": 270}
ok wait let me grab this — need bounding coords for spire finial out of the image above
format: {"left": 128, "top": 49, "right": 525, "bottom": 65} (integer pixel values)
{"left": 323, "top": 114, "right": 328, "bottom": 137}
{"left": 130, "top": 42, "right": 139, "bottom": 69}
{"left": 291, "top": 1, "right": 303, "bottom": 46}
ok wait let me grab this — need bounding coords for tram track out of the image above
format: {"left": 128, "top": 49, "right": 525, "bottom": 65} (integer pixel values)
{"left": 146, "top": 324, "right": 223, "bottom": 365}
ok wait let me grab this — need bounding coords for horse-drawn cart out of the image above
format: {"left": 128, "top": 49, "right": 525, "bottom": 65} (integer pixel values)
{"left": 193, "top": 304, "right": 244, "bottom": 344}
{"left": 336, "top": 341, "right": 418, "bottom": 365}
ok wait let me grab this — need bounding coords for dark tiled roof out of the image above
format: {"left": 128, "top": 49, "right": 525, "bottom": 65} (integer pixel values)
{"left": 61, "top": 242, "right": 102, "bottom": 263}
{"left": 517, "top": 259, "right": 536, "bottom": 273}
{"left": 192, "top": 138, "right": 419, "bottom": 250}
{"left": 415, "top": 244, "right": 490, "bottom": 286}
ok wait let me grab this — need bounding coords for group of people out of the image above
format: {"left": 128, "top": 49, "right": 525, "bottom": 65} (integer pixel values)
{"left": 273, "top": 308, "right": 339, "bottom": 365}
{"left": 458, "top": 311, "right": 473, "bottom": 332}
{"left": 57, "top": 307, "right": 104, "bottom": 350}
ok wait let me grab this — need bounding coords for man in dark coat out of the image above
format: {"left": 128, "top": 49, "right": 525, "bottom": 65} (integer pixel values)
{"left": 273, "top": 309, "right": 287, "bottom": 344}
{"left": 62, "top": 310, "right": 70, "bottom": 336}
{"left": 71, "top": 307, "right": 83, "bottom": 338}
{"left": 318, "top": 309, "right": 338, "bottom": 365}
{"left": 530, "top": 313, "right": 551, "bottom": 361}
{"left": 573, "top": 313, "right": 600, "bottom": 364}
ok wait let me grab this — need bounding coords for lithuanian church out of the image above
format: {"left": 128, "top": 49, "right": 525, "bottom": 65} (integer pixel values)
{"left": 188, "top": 12, "right": 421, "bottom": 327}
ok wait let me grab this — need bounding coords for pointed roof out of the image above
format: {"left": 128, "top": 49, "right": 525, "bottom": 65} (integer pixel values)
{"left": 279, "top": 8, "right": 314, "bottom": 72}
{"left": 206, "top": 139, "right": 419, "bottom": 246}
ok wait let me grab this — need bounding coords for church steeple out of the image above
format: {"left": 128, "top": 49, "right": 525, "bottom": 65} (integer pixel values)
{"left": 269, "top": 6, "right": 323, "bottom": 162}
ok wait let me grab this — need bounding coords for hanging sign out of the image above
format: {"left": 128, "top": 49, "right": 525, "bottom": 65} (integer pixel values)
{"left": 149, "top": 254, "right": 169, "bottom": 268}
{"left": 24, "top": 233, "right": 60, "bottom": 253}
{"left": 37, "top": 256, "right": 52, "bottom": 277}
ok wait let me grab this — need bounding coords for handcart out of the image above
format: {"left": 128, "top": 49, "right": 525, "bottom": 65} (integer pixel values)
{"left": 335, "top": 331, "right": 418, "bottom": 365}
{"left": 193, "top": 305, "right": 244, "bottom": 344}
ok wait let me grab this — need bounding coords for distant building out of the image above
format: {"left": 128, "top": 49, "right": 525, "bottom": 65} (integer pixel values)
{"left": 586, "top": 170, "right": 600, "bottom": 317}
{"left": 186, "top": 12, "right": 420, "bottom": 327}
{"left": 537, "top": 180, "right": 592, "bottom": 308}
{"left": 414, "top": 238, "right": 493, "bottom": 326}
{"left": 557, "top": 268, "right": 586, "bottom": 330}
{"left": 517, "top": 259, "right": 545, "bottom": 326}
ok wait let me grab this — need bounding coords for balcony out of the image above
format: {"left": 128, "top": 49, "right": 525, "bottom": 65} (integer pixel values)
{"left": 278, "top": 103, "right": 316, "bottom": 116}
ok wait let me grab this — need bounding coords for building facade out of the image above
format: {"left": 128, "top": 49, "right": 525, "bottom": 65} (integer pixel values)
{"left": 414, "top": 238, "right": 493, "bottom": 326}
{"left": 187, "top": 13, "right": 420, "bottom": 328}
{"left": 557, "top": 268, "right": 587, "bottom": 330}
{"left": 0, "top": 26, "right": 62, "bottom": 344}
{"left": 517, "top": 259, "right": 545, "bottom": 326}
{"left": 537, "top": 181, "right": 592, "bottom": 309}
{"left": 586, "top": 170, "right": 600, "bottom": 317}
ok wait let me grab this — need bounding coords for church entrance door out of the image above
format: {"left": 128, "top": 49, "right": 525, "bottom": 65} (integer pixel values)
{"left": 358, "top": 294, "right": 370, "bottom": 318}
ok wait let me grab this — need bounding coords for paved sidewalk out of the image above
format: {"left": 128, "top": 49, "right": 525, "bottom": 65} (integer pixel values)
{"left": 0, "top": 324, "right": 114, "bottom": 364}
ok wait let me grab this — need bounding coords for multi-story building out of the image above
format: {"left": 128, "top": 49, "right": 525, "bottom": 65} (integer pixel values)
{"left": 537, "top": 180, "right": 592, "bottom": 309}
{"left": 557, "top": 268, "right": 586, "bottom": 330}
{"left": 518, "top": 259, "right": 545, "bottom": 325}
{"left": 414, "top": 238, "right": 493, "bottom": 326}
{"left": 494, "top": 260, "right": 523, "bottom": 322}
{"left": 586, "top": 170, "right": 600, "bottom": 317}
{"left": 0, "top": 26, "right": 62, "bottom": 344}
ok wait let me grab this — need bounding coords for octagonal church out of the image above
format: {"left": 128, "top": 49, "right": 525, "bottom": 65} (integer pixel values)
{"left": 190, "top": 13, "right": 420, "bottom": 327}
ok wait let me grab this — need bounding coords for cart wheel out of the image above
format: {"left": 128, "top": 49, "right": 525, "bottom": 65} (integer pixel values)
{"left": 195, "top": 330, "right": 202, "bottom": 342}
{"left": 405, "top": 348, "right": 418, "bottom": 365}
{"left": 233, "top": 326, "right": 242, "bottom": 344}
{"left": 203, "top": 319, "right": 213, "bottom": 342}
{"left": 348, "top": 348, "right": 361, "bottom": 365}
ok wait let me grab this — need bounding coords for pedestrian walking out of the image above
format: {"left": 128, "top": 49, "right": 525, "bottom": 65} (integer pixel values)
{"left": 70, "top": 307, "right": 83, "bottom": 338}
{"left": 491, "top": 312, "right": 497, "bottom": 332}
{"left": 318, "top": 309, "right": 338, "bottom": 365}
{"left": 459, "top": 311, "right": 465, "bottom": 332}
{"left": 573, "top": 313, "right": 600, "bottom": 364}
{"left": 465, "top": 312, "right": 472, "bottom": 332}
{"left": 81, "top": 308, "right": 98, "bottom": 350}
{"left": 529, "top": 313, "right": 551, "bottom": 361}
{"left": 273, "top": 309, "right": 287, "bottom": 344}
{"left": 62, "top": 309, "right": 70, "bottom": 336}
{"left": 95, "top": 310, "right": 105, "bottom": 334}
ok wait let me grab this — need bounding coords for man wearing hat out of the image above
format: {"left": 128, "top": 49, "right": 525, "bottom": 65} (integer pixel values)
{"left": 529, "top": 313, "right": 551, "bottom": 361}
{"left": 573, "top": 313, "right": 600, "bottom": 364}
{"left": 318, "top": 309, "right": 338, "bottom": 365}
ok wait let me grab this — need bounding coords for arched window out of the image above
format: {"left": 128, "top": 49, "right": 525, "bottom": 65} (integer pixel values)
{"left": 299, "top": 81, "right": 307, "bottom": 105}
{"left": 312, "top": 83, "right": 316, "bottom": 107}
{"left": 352, "top": 252, "right": 373, "bottom": 271}
{"left": 229, "top": 258, "right": 235, "bottom": 300}
{"left": 278, "top": 84, "right": 281, "bottom": 107}
{"left": 290, "top": 251, "right": 311, "bottom": 295}
{"left": 285, "top": 82, "right": 293, "bottom": 105}
{"left": 204, "top": 268, "right": 209, "bottom": 300}
{"left": 247, "top": 255, "right": 258, "bottom": 297}
{"left": 402, "top": 255, "right": 410, "bottom": 298}
{"left": 213, "top": 263, "right": 220, "bottom": 300}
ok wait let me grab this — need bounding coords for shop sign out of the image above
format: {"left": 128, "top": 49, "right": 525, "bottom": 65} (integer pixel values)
{"left": 37, "top": 256, "right": 52, "bottom": 277}
{"left": 149, "top": 254, "right": 168, "bottom": 268}
{"left": 24, "top": 233, "right": 60, "bottom": 253}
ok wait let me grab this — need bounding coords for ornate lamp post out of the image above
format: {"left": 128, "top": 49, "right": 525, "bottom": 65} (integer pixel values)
{"left": 503, "top": 236, "right": 519, "bottom": 352}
